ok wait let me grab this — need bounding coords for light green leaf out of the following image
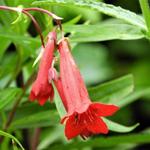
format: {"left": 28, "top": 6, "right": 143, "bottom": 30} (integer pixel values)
{"left": 63, "top": 24, "right": 144, "bottom": 42}
{"left": 63, "top": 15, "right": 82, "bottom": 25}
{"left": 12, "top": 139, "right": 19, "bottom": 150}
{"left": 103, "top": 118, "right": 139, "bottom": 133}
{"left": 33, "top": 0, "right": 146, "bottom": 30}
{"left": 0, "top": 30, "right": 40, "bottom": 45}
{"left": 54, "top": 86, "right": 66, "bottom": 118}
{"left": 88, "top": 74, "right": 134, "bottom": 104}
{"left": 11, "top": 5, "right": 24, "bottom": 25}
{"left": 0, "top": 130, "right": 24, "bottom": 150}
{"left": 118, "top": 87, "right": 150, "bottom": 107}
{"left": 0, "top": 88, "right": 22, "bottom": 110}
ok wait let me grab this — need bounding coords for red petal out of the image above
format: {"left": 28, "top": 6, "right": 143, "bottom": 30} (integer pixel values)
{"left": 87, "top": 117, "right": 108, "bottom": 134}
{"left": 38, "top": 97, "right": 49, "bottom": 106}
{"left": 65, "top": 114, "right": 83, "bottom": 140}
{"left": 29, "top": 91, "right": 36, "bottom": 101}
{"left": 80, "top": 129, "right": 91, "bottom": 139}
{"left": 91, "top": 103, "right": 119, "bottom": 117}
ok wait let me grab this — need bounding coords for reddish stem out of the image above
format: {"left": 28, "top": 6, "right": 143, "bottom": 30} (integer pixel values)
{"left": 23, "top": 7, "right": 63, "bottom": 30}
{"left": 22, "top": 10, "right": 45, "bottom": 47}
{"left": 23, "top": 7, "right": 62, "bottom": 20}
{"left": 0, "top": 5, "right": 45, "bottom": 47}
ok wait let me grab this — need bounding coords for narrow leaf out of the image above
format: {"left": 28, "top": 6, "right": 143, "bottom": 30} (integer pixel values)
{"left": 118, "top": 87, "right": 150, "bottom": 107}
{"left": 88, "top": 74, "right": 134, "bottom": 104}
{"left": 33, "top": 0, "right": 146, "bottom": 30}
{"left": 10, "top": 110, "right": 59, "bottom": 129}
{"left": 0, "top": 88, "right": 22, "bottom": 110}
{"left": 12, "top": 139, "right": 19, "bottom": 150}
{"left": 0, "top": 130, "right": 24, "bottom": 150}
{"left": 61, "top": 133, "right": 150, "bottom": 148}
{"left": 103, "top": 118, "right": 139, "bottom": 133}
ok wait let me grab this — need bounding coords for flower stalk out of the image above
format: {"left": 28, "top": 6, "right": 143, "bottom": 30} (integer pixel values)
{"left": 139, "top": 0, "right": 150, "bottom": 37}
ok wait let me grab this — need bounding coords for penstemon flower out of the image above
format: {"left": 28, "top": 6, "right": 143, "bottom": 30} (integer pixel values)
{"left": 56, "top": 38, "right": 119, "bottom": 140}
{"left": 29, "top": 31, "right": 56, "bottom": 105}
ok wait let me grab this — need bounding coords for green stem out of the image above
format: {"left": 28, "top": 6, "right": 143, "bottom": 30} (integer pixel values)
{"left": 139, "top": 0, "right": 150, "bottom": 36}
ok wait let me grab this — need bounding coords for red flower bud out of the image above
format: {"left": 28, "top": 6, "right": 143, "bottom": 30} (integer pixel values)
{"left": 29, "top": 32, "right": 56, "bottom": 105}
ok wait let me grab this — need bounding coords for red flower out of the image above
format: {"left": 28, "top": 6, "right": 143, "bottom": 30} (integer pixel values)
{"left": 29, "top": 32, "right": 56, "bottom": 105}
{"left": 56, "top": 38, "right": 119, "bottom": 140}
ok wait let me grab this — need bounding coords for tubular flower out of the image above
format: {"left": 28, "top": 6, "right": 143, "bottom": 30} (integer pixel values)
{"left": 29, "top": 31, "right": 56, "bottom": 105}
{"left": 57, "top": 38, "right": 119, "bottom": 140}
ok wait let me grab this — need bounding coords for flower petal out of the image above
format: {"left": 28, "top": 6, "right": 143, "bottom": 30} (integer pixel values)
{"left": 80, "top": 129, "right": 91, "bottom": 139}
{"left": 65, "top": 114, "right": 83, "bottom": 140}
{"left": 87, "top": 117, "right": 108, "bottom": 134}
{"left": 91, "top": 103, "right": 119, "bottom": 117}
{"left": 29, "top": 91, "right": 36, "bottom": 101}
{"left": 38, "top": 96, "right": 49, "bottom": 106}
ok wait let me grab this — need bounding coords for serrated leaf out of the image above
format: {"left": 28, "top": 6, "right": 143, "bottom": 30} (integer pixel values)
{"left": 0, "top": 88, "right": 22, "bottom": 110}
{"left": 88, "top": 74, "right": 134, "bottom": 105}
{"left": 0, "top": 130, "right": 24, "bottom": 150}
{"left": 33, "top": 0, "right": 146, "bottom": 30}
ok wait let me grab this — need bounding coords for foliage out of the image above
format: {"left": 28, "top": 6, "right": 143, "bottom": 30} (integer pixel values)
{"left": 0, "top": 0, "right": 150, "bottom": 149}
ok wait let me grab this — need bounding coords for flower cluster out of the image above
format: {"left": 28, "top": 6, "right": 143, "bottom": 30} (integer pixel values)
{"left": 30, "top": 31, "right": 119, "bottom": 140}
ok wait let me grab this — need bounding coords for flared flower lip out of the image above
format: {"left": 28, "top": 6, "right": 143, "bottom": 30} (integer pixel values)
{"left": 61, "top": 102, "right": 119, "bottom": 140}
{"left": 61, "top": 102, "right": 119, "bottom": 124}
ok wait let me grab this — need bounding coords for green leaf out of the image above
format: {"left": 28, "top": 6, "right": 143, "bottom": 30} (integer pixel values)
{"left": 103, "top": 118, "right": 139, "bottom": 133}
{"left": 0, "top": 88, "right": 22, "bottom": 110}
{"left": 60, "top": 133, "right": 150, "bottom": 148}
{"left": 118, "top": 87, "right": 150, "bottom": 107}
{"left": 33, "top": 0, "right": 146, "bottom": 30}
{"left": 38, "top": 126, "right": 64, "bottom": 150}
{"left": 54, "top": 86, "right": 66, "bottom": 118}
{"left": 0, "top": 130, "right": 24, "bottom": 150}
{"left": 64, "top": 24, "right": 144, "bottom": 42}
{"left": 0, "top": 53, "right": 18, "bottom": 81}
{"left": 12, "top": 139, "right": 19, "bottom": 150}
{"left": 0, "top": 38, "right": 10, "bottom": 60}
{"left": 88, "top": 74, "right": 134, "bottom": 104}
{"left": 10, "top": 110, "right": 59, "bottom": 129}
{"left": 0, "top": 30, "right": 40, "bottom": 45}
{"left": 63, "top": 15, "right": 82, "bottom": 25}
